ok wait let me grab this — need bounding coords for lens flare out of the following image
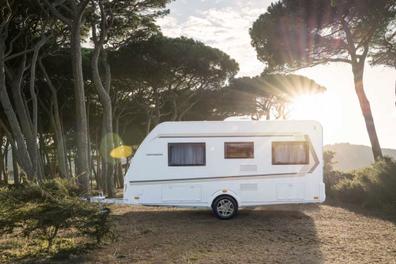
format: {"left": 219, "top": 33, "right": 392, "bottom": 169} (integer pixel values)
{"left": 110, "top": 145, "right": 133, "bottom": 159}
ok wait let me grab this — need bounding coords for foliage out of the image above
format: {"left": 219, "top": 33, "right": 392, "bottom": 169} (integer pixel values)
{"left": 333, "top": 158, "right": 396, "bottom": 209}
{"left": 323, "top": 150, "right": 353, "bottom": 199}
{"left": 220, "top": 74, "right": 326, "bottom": 119}
{"left": 250, "top": 0, "right": 396, "bottom": 161}
{"left": 113, "top": 35, "right": 239, "bottom": 89}
{"left": 370, "top": 21, "right": 396, "bottom": 67}
{"left": 250, "top": 0, "right": 396, "bottom": 71}
{"left": 0, "top": 179, "right": 113, "bottom": 254}
{"left": 111, "top": 34, "right": 239, "bottom": 127}
{"left": 324, "top": 152, "right": 396, "bottom": 210}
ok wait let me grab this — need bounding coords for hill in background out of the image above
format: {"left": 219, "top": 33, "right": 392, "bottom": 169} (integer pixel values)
{"left": 324, "top": 143, "right": 396, "bottom": 171}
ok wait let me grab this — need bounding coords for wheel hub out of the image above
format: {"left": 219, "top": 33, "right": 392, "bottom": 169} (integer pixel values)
{"left": 216, "top": 199, "right": 234, "bottom": 217}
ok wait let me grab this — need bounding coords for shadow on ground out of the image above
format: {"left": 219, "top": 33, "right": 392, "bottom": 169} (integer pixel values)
{"left": 84, "top": 206, "right": 323, "bottom": 263}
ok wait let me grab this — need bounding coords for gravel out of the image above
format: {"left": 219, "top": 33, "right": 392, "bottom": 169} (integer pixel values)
{"left": 83, "top": 204, "right": 396, "bottom": 264}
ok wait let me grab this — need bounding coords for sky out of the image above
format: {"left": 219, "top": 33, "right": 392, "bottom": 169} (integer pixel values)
{"left": 157, "top": 0, "right": 396, "bottom": 149}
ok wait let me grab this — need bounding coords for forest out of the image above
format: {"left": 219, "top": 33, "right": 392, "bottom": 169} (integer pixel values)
{"left": 0, "top": 0, "right": 396, "bottom": 262}
{"left": 0, "top": 0, "right": 328, "bottom": 196}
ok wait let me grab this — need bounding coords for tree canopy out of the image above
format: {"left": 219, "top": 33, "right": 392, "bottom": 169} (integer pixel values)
{"left": 220, "top": 74, "right": 326, "bottom": 119}
{"left": 250, "top": 0, "right": 396, "bottom": 71}
{"left": 112, "top": 35, "right": 239, "bottom": 126}
{"left": 250, "top": 0, "right": 396, "bottom": 161}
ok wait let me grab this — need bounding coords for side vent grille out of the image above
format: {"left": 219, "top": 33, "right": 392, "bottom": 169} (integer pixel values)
{"left": 240, "top": 164, "right": 257, "bottom": 172}
{"left": 240, "top": 183, "right": 258, "bottom": 191}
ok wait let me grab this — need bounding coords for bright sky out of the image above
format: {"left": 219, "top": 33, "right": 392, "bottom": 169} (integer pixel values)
{"left": 157, "top": 0, "right": 396, "bottom": 149}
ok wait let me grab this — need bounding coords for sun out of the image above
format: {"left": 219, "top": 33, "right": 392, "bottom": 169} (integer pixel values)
{"left": 290, "top": 94, "right": 325, "bottom": 119}
{"left": 289, "top": 92, "right": 342, "bottom": 125}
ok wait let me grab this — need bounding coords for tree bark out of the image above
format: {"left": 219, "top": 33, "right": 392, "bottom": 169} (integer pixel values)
{"left": 2, "top": 140, "right": 9, "bottom": 184}
{"left": 12, "top": 153, "right": 19, "bottom": 184}
{"left": 352, "top": 63, "right": 383, "bottom": 161}
{"left": 0, "top": 39, "right": 35, "bottom": 178}
{"left": 92, "top": 57, "right": 115, "bottom": 196}
{"left": 11, "top": 142, "right": 19, "bottom": 184}
{"left": 29, "top": 37, "right": 47, "bottom": 180}
{"left": 39, "top": 60, "right": 70, "bottom": 178}
{"left": 91, "top": 25, "right": 115, "bottom": 196}
{"left": 0, "top": 136, "right": 4, "bottom": 184}
{"left": 71, "top": 18, "right": 90, "bottom": 193}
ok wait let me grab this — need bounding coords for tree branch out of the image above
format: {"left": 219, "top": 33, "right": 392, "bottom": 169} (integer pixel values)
{"left": 42, "top": 0, "right": 72, "bottom": 25}
{"left": 4, "top": 48, "right": 35, "bottom": 62}
{"left": 341, "top": 18, "right": 357, "bottom": 62}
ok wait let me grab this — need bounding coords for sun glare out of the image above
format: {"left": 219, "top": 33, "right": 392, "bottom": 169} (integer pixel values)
{"left": 290, "top": 94, "right": 325, "bottom": 118}
{"left": 289, "top": 92, "right": 343, "bottom": 129}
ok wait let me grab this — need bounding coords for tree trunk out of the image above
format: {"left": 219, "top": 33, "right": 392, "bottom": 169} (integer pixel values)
{"left": 91, "top": 43, "right": 115, "bottom": 197}
{"left": 71, "top": 20, "right": 90, "bottom": 193}
{"left": 2, "top": 140, "right": 9, "bottom": 184}
{"left": 146, "top": 113, "right": 153, "bottom": 135}
{"left": 3, "top": 138, "right": 9, "bottom": 182}
{"left": 94, "top": 128, "right": 102, "bottom": 190}
{"left": 29, "top": 37, "right": 47, "bottom": 180}
{"left": 11, "top": 139, "right": 21, "bottom": 185}
{"left": 11, "top": 142, "right": 19, "bottom": 184}
{"left": 0, "top": 136, "right": 4, "bottom": 184}
{"left": 352, "top": 63, "right": 383, "bottom": 161}
{"left": 0, "top": 39, "right": 35, "bottom": 178}
{"left": 39, "top": 60, "right": 70, "bottom": 178}
{"left": 67, "top": 153, "right": 74, "bottom": 179}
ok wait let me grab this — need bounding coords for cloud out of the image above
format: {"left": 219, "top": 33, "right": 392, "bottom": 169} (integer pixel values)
{"left": 157, "top": 1, "right": 272, "bottom": 76}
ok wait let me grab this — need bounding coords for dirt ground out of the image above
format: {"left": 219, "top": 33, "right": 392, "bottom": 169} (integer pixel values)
{"left": 80, "top": 204, "right": 396, "bottom": 264}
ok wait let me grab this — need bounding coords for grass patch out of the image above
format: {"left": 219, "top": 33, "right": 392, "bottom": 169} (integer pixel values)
{"left": 0, "top": 179, "right": 114, "bottom": 263}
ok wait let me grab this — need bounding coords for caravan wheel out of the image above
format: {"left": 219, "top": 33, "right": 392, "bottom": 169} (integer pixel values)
{"left": 212, "top": 195, "right": 238, "bottom": 220}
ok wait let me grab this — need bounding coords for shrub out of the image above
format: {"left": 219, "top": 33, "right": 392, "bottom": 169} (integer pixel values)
{"left": 330, "top": 157, "right": 396, "bottom": 209}
{"left": 0, "top": 179, "right": 113, "bottom": 255}
{"left": 323, "top": 150, "right": 353, "bottom": 199}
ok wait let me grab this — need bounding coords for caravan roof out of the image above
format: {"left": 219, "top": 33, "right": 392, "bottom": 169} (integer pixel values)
{"left": 145, "top": 120, "right": 322, "bottom": 140}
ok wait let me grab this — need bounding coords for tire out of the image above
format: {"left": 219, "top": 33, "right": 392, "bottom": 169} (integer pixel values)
{"left": 212, "top": 195, "right": 238, "bottom": 220}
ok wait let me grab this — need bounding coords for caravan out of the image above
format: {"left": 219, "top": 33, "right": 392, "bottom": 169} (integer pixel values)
{"left": 123, "top": 120, "right": 325, "bottom": 219}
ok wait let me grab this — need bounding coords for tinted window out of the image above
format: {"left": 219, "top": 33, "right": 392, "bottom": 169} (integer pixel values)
{"left": 272, "top": 141, "right": 309, "bottom": 165}
{"left": 168, "top": 143, "right": 206, "bottom": 166}
{"left": 225, "top": 142, "right": 254, "bottom": 159}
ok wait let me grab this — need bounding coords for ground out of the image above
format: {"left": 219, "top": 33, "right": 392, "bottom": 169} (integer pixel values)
{"left": 78, "top": 204, "right": 396, "bottom": 264}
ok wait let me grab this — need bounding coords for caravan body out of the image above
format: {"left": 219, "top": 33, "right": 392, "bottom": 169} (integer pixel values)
{"left": 123, "top": 120, "right": 325, "bottom": 217}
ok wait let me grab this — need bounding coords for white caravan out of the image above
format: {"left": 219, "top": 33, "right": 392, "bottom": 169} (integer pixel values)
{"left": 123, "top": 120, "right": 325, "bottom": 219}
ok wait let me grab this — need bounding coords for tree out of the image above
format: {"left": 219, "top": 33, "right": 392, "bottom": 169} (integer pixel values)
{"left": 250, "top": 0, "right": 396, "bottom": 161}
{"left": 370, "top": 22, "right": 396, "bottom": 67}
{"left": 0, "top": 0, "right": 56, "bottom": 180}
{"left": 44, "top": 0, "right": 91, "bottom": 192}
{"left": 88, "top": 0, "right": 169, "bottom": 197}
{"left": 220, "top": 74, "right": 326, "bottom": 119}
{"left": 112, "top": 35, "right": 239, "bottom": 130}
{"left": 38, "top": 57, "right": 71, "bottom": 179}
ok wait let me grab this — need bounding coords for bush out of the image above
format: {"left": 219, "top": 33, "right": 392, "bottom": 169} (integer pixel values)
{"left": 323, "top": 150, "right": 354, "bottom": 199}
{"left": 0, "top": 179, "right": 113, "bottom": 257}
{"left": 326, "top": 156, "right": 396, "bottom": 210}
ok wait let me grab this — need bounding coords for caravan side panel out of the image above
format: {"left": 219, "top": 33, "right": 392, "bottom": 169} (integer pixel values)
{"left": 123, "top": 120, "right": 325, "bottom": 207}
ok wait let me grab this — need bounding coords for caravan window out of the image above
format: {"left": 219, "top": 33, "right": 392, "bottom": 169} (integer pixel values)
{"left": 272, "top": 141, "right": 309, "bottom": 165}
{"left": 224, "top": 142, "right": 254, "bottom": 159}
{"left": 168, "top": 143, "right": 206, "bottom": 166}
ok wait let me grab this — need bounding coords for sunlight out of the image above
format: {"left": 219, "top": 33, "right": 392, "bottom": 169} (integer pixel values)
{"left": 290, "top": 94, "right": 326, "bottom": 119}
{"left": 289, "top": 92, "right": 345, "bottom": 141}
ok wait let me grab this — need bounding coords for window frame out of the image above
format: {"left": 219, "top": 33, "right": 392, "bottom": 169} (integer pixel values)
{"left": 271, "top": 141, "right": 309, "bottom": 165}
{"left": 224, "top": 142, "right": 254, "bottom": 159}
{"left": 168, "top": 142, "right": 206, "bottom": 167}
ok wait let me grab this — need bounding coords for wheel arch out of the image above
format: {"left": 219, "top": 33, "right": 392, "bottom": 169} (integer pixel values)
{"left": 210, "top": 190, "right": 240, "bottom": 208}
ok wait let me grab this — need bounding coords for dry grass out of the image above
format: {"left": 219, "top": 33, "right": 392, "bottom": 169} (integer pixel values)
{"left": 77, "top": 204, "right": 396, "bottom": 264}
{"left": 0, "top": 229, "right": 90, "bottom": 264}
